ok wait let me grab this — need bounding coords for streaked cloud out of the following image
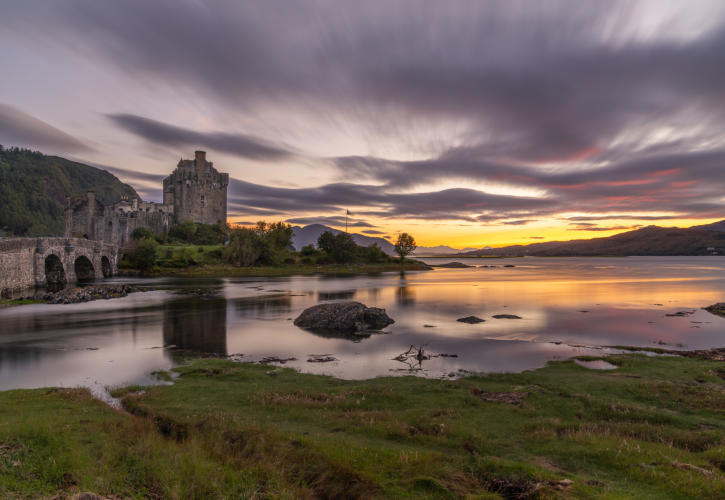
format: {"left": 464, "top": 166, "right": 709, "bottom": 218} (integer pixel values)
{"left": 0, "top": 103, "right": 90, "bottom": 153}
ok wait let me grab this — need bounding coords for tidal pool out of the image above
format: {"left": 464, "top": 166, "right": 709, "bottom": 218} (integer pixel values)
{"left": 1, "top": 256, "right": 724, "bottom": 393}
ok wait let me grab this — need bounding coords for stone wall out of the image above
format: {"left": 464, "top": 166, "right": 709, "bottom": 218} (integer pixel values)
{"left": 0, "top": 237, "right": 119, "bottom": 297}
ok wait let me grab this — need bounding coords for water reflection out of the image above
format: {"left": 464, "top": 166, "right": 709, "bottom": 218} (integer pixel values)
{"left": 318, "top": 290, "right": 356, "bottom": 301}
{"left": 163, "top": 296, "right": 227, "bottom": 355}
{"left": 1, "top": 257, "right": 725, "bottom": 391}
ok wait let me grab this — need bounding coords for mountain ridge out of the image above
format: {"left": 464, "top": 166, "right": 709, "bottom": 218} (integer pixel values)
{"left": 461, "top": 223, "right": 725, "bottom": 257}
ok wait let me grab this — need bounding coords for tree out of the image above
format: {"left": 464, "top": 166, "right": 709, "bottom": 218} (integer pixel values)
{"left": 130, "top": 226, "right": 154, "bottom": 241}
{"left": 317, "top": 231, "right": 357, "bottom": 263}
{"left": 224, "top": 227, "right": 265, "bottom": 267}
{"left": 394, "top": 232, "right": 417, "bottom": 262}
{"left": 135, "top": 237, "right": 159, "bottom": 271}
{"left": 179, "top": 219, "right": 197, "bottom": 241}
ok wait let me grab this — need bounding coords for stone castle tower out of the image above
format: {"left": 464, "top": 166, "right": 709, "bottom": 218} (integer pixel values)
{"left": 163, "top": 150, "right": 229, "bottom": 226}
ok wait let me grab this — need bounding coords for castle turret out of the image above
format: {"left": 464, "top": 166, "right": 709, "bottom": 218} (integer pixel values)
{"left": 195, "top": 150, "right": 206, "bottom": 171}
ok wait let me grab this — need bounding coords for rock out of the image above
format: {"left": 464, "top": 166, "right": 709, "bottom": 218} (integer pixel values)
{"left": 492, "top": 314, "right": 522, "bottom": 319}
{"left": 293, "top": 301, "right": 394, "bottom": 333}
{"left": 307, "top": 355, "right": 337, "bottom": 363}
{"left": 503, "top": 264, "right": 516, "bottom": 268}
{"left": 704, "top": 303, "right": 725, "bottom": 317}
{"left": 431, "top": 261, "right": 472, "bottom": 268}
{"left": 665, "top": 310, "right": 695, "bottom": 317}
{"left": 38, "top": 284, "right": 145, "bottom": 305}
{"left": 457, "top": 316, "right": 485, "bottom": 324}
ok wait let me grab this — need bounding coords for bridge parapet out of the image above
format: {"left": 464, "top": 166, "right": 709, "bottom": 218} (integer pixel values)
{"left": 0, "top": 237, "right": 120, "bottom": 297}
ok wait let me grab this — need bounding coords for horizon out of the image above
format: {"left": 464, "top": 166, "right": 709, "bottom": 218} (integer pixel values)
{"left": 2, "top": 1, "right": 725, "bottom": 247}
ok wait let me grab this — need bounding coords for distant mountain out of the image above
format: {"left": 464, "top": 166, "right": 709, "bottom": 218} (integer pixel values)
{"left": 291, "top": 224, "right": 396, "bottom": 254}
{"left": 462, "top": 224, "right": 725, "bottom": 257}
{"left": 692, "top": 220, "right": 725, "bottom": 232}
{"left": 412, "top": 245, "right": 479, "bottom": 256}
{"left": 0, "top": 147, "right": 138, "bottom": 236}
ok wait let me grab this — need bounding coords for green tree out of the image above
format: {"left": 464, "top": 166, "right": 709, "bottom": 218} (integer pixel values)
{"left": 130, "top": 227, "right": 154, "bottom": 241}
{"left": 360, "top": 243, "right": 389, "bottom": 263}
{"left": 224, "top": 227, "right": 266, "bottom": 267}
{"left": 135, "top": 237, "right": 159, "bottom": 271}
{"left": 179, "top": 219, "right": 197, "bottom": 241}
{"left": 317, "top": 231, "right": 358, "bottom": 263}
{"left": 394, "top": 232, "right": 417, "bottom": 262}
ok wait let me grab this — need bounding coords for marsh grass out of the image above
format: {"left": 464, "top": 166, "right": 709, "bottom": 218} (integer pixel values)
{"left": 1, "top": 354, "right": 724, "bottom": 498}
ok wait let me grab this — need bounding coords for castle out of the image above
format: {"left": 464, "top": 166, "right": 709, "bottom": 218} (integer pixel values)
{"left": 64, "top": 151, "right": 228, "bottom": 246}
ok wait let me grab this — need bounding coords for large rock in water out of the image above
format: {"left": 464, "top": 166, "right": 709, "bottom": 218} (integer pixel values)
{"left": 293, "top": 301, "right": 394, "bottom": 333}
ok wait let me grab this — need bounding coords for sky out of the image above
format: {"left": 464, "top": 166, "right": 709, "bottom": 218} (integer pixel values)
{"left": 1, "top": 0, "right": 725, "bottom": 248}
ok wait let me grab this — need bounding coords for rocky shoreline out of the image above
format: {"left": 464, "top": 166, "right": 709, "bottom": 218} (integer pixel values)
{"left": 20, "top": 284, "right": 148, "bottom": 305}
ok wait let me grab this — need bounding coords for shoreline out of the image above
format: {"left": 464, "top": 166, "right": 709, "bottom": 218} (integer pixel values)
{"left": 1, "top": 350, "right": 724, "bottom": 498}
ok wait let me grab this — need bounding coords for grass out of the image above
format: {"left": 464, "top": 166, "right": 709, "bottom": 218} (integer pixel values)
{"left": 2, "top": 353, "right": 725, "bottom": 498}
{"left": 0, "top": 298, "right": 44, "bottom": 309}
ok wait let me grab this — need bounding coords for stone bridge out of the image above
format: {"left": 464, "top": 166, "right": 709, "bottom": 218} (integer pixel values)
{"left": 0, "top": 237, "right": 119, "bottom": 297}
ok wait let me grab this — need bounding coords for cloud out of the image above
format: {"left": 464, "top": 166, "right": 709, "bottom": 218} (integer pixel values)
{"left": 108, "top": 114, "right": 294, "bottom": 161}
{"left": 3, "top": 1, "right": 725, "bottom": 226}
{"left": 0, "top": 103, "right": 90, "bottom": 153}
{"left": 361, "top": 229, "right": 386, "bottom": 235}
{"left": 502, "top": 220, "right": 536, "bottom": 226}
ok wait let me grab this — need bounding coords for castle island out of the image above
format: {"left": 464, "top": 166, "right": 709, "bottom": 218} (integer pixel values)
{"left": 65, "top": 150, "right": 228, "bottom": 246}
{"left": 0, "top": 151, "right": 228, "bottom": 296}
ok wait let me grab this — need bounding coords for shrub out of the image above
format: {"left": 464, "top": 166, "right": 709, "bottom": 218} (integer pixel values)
{"left": 130, "top": 227, "right": 154, "bottom": 241}
{"left": 135, "top": 237, "right": 159, "bottom": 271}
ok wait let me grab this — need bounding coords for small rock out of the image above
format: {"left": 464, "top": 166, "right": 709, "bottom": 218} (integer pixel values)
{"left": 492, "top": 314, "right": 522, "bottom": 319}
{"left": 457, "top": 316, "right": 485, "bottom": 324}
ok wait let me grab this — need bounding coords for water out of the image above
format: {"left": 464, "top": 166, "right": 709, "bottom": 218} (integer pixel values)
{"left": 1, "top": 256, "right": 724, "bottom": 393}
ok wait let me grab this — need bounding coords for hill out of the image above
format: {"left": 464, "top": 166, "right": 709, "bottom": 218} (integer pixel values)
{"left": 0, "top": 146, "right": 138, "bottom": 236}
{"left": 462, "top": 224, "right": 725, "bottom": 257}
{"left": 291, "top": 224, "right": 396, "bottom": 254}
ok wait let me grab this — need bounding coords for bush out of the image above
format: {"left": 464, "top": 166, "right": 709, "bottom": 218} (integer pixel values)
{"left": 300, "top": 244, "right": 318, "bottom": 256}
{"left": 224, "top": 227, "right": 266, "bottom": 267}
{"left": 223, "top": 221, "right": 293, "bottom": 267}
{"left": 317, "top": 231, "right": 358, "bottom": 263}
{"left": 360, "top": 243, "right": 390, "bottom": 263}
{"left": 130, "top": 227, "right": 154, "bottom": 241}
{"left": 135, "top": 237, "right": 159, "bottom": 271}
{"left": 167, "top": 220, "right": 227, "bottom": 245}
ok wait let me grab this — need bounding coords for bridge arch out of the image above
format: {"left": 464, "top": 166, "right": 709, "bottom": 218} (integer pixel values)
{"left": 101, "top": 255, "right": 112, "bottom": 278}
{"left": 44, "top": 254, "right": 67, "bottom": 289}
{"left": 74, "top": 255, "right": 95, "bottom": 282}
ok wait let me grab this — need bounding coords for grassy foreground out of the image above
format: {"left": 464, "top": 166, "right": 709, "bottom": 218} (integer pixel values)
{"left": 1, "top": 354, "right": 725, "bottom": 499}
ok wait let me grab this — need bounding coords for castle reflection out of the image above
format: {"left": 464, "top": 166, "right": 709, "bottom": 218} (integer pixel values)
{"left": 163, "top": 296, "right": 228, "bottom": 355}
